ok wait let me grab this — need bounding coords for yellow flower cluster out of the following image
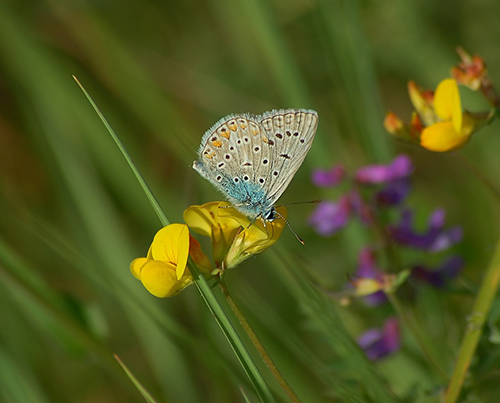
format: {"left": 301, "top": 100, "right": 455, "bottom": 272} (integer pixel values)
{"left": 384, "top": 49, "right": 498, "bottom": 152}
{"left": 131, "top": 203, "right": 286, "bottom": 297}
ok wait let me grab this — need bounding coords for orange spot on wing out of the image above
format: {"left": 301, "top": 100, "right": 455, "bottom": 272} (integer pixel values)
{"left": 228, "top": 121, "right": 237, "bottom": 131}
{"left": 211, "top": 140, "right": 222, "bottom": 148}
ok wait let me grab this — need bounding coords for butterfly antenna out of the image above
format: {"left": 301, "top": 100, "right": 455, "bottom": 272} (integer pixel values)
{"left": 276, "top": 200, "right": 321, "bottom": 207}
{"left": 273, "top": 210, "right": 305, "bottom": 245}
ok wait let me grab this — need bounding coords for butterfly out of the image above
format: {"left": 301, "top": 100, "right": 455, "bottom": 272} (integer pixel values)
{"left": 193, "top": 108, "right": 318, "bottom": 225}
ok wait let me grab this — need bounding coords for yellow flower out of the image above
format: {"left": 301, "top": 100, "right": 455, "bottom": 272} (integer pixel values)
{"left": 385, "top": 79, "right": 488, "bottom": 152}
{"left": 183, "top": 202, "right": 286, "bottom": 270}
{"left": 131, "top": 223, "right": 212, "bottom": 298}
{"left": 419, "top": 79, "right": 475, "bottom": 152}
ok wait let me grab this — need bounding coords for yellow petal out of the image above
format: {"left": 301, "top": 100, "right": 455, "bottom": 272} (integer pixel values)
{"left": 216, "top": 202, "right": 252, "bottom": 226}
{"left": 130, "top": 257, "right": 147, "bottom": 280}
{"left": 150, "top": 224, "right": 189, "bottom": 264}
{"left": 434, "top": 79, "right": 462, "bottom": 133}
{"left": 354, "top": 278, "right": 383, "bottom": 296}
{"left": 420, "top": 121, "right": 470, "bottom": 152}
{"left": 408, "top": 81, "right": 436, "bottom": 126}
{"left": 225, "top": 206, "right": 287, "bottom": 269}
{"left": 176, "top": 225, "right": 190, "bottom": 280}
{"left": 140, "top": 260, "right": 192, "bottom": 298}
{"left": 244, "top": 206, "right": 287, "bottom": 253}
{"left": 184, "top": 202, "right": 243, "bottom": 267}
{"left": 184, "top": 202, "right": 245, "bottom": 236}
{"left": 183, "top": 203, "right": 219, "bottom": 237}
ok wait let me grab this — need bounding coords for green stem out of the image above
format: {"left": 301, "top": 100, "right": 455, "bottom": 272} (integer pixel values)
{"left": 219, "top": 280, "right": 302, "bottom": 403}
{"left": 362, "top": 188, "right": 447, "bottom": 380}
{"left": 456, "top": 152, "right": 500, "bottom": 205}
{"left": 385, "top": 292, "right": 448, "bottom": 381}
{"left": 74, "top": 77, "right": 276, "bottom": 403}
{"left": 444, "top": 238, "right": 500, "bottom": 403}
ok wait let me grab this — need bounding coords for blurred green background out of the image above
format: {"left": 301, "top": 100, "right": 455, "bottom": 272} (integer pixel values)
{"left": 1, "top": 0, "right": 500, "bottom": 402}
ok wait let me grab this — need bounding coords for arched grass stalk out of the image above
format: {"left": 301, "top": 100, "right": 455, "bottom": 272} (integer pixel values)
{"left": 445, "top": 239, "right": 500, "bottom": 403}
{"left": 219, "top": 280, "right": 302, "bottom": 403}
{"left": 74, "top": 77, "right": 277, "bottom": 403}
{"left": 455, "top": 152, "right": 500, "bottom": 205}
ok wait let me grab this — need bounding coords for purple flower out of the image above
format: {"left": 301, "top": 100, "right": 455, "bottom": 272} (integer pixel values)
{"left": 390, "top": 209, "right": 463, "bottom": 252}
{"left": 358, "top": 318, "right": 400, "bottom": 361}
{"left": 375, "top": 179, "right": 411, "bottom": 206}
{"left": 312, "top": 165, "right": 346, "bottom": 187}
{"left": 309, "top": 196, "right": 351, "bottom": 236}
{"left": 412, "top": 256, "right": 464, "bottom": 287}
{"left": 355, "top": 155, "right": 413, "bottom": 184}
{"left": 348, "top": 191, "right": 373, "bottom": 225}
{"left": 355, "top": 248, "right": 387, "bottom": 306}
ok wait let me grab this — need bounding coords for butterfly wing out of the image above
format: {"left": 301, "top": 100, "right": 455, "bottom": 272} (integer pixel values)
{"left": 192, "top": 113, "right": 273, "bottom": 215}
{"left": 258, "top": 109, "right": 318, "bottom": 206}
{"left": 193, "top": 108, "right": 318, "bottom": 218}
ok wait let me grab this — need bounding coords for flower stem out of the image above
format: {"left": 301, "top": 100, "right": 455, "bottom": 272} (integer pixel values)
{"left": 456, "top": 152, "right": 500, "bottom": 205}
{"left": 219, "top": 280, "right": 302, "bottom": 403}
{"left": 385, "top": 291, "right": 448, "bottom": 381}
{"left": 444, "top": 238, "right": 500, "bottom": 403}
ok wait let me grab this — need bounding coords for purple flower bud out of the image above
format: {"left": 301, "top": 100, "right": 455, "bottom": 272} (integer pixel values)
{"left": 309, "top": 196, "right": 352, "bottom": 236}
{"left": 355, "top": 155, "right": 413, "bottom": 184}
{"left": 412, "top": 256, "right": 464, "bottom": 287}
{"left": 349, "top": 191, "right": 373, "bottom": 225}
{"left": 358, "top": 318, "right": 400, "bottom": 361}
{"left": 375, "top": 179, "right": 411, "bottom": 206}
{"left": 390, "top": 209, "right": 462, "bottom": 252}
{"left": 363, "top": 291, "right": 388, "bottom": 306}
{"left": 355, "top": 248, "right": 388, "bottom": 306}
{"left": 429, "top": 209, "right": 446, "bottom": 229}
{"left": 356, "top": 248, "right": 379, "bottom": 278}
{"left": 311, "top": 165, "right": 346, "bottom": 187}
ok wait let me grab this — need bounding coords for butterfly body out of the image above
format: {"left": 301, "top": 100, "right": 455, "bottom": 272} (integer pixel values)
{"left": 193, "top": 109, "right": 318, "bottom": 221}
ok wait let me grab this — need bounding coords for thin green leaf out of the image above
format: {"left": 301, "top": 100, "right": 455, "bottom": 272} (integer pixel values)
{"left": 74, "top": 79, "right": 276, "bottom": 403}
{"left": 115, "top": 355, "right": 159, "bottom": 403}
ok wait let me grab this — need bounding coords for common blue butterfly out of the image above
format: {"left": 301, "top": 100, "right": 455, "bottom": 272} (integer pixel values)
{"left": 193, "top": 108, "right": 318, "bottom": 224}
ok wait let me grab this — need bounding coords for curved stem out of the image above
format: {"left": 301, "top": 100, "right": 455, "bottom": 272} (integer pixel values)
{"left": 456, "top": 152, "right": 500, "bottom": 205}
{"left": 385, "top": 291, "right": 448, "bottom": 381}
{"left": 219, "top": 280, "right": 302, "bottom": 403}
{"left": 444, "top": 238, "right": 500, "bottom": 403}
